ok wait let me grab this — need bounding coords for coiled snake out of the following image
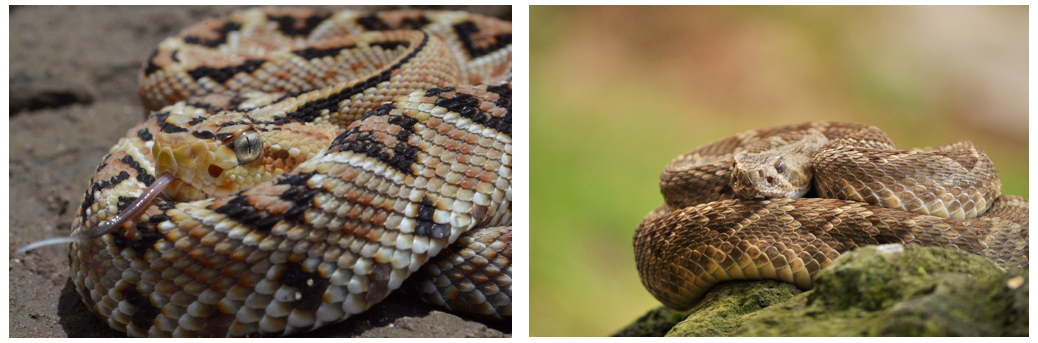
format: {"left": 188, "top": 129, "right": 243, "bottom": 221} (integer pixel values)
{"left": 22, "top": 8, "right": 511, "bottom": 337}
{"left": 633, "top": 121, "right": 1027, "bottom": 311}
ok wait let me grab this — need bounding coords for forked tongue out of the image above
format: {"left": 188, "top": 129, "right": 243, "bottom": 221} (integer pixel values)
{"left": 17, "top": 173, "right": 174, "bottom": 254}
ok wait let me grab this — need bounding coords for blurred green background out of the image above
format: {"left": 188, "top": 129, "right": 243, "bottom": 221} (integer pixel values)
{"left": 530, "top": 6, "right": 1027, "bottom": 337}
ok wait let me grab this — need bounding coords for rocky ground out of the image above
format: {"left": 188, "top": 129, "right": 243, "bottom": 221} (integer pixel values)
{"left": 9, "top": 5, "right": 510, "bottom": 337}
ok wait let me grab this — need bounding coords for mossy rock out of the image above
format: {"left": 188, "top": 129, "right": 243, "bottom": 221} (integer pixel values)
{"left": 612, "top": 306, "right": 686, "bottom": 337}
{"left": 625, "top": 244, "right": 1028, "bottom": 337}
{"left": 735, "top": 244, "right": 1027, "bottom": 336}
{"left": 665, "top": 280, "right": 800, "bottom": 336}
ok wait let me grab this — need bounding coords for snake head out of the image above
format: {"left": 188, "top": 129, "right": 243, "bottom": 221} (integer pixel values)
{"left": 731, "top": 153, "right": 811, "bottom": 199}
{"left": 152, "top": 108, "right": 338, "bottom": 201}
{"left": 730, "top": 130, "right": 829, "bottom": 199}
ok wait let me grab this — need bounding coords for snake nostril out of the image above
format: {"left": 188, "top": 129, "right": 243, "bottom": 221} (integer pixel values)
{"left": 208, "top": 165, "right": 223, "bottom": 178}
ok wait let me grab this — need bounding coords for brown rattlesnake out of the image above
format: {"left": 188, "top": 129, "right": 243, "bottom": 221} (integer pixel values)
{"left": 633, "top": 121, "right": 1028, "bottom": 311}
{"left": 20, "top": 8, "right": 511, "bottom": 337}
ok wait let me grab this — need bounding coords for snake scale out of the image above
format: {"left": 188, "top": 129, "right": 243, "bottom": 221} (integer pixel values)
{"left": 633, "top": 121, "right": 1028, "bottom": 311}
{"left": 43, "top": 7, "right": 511, "bottom": 337}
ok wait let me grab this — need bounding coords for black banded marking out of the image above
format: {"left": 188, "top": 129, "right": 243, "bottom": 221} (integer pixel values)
{"left": 183, "top": 21, "right": 241, "bottom": 48}
{"left": 293, "top": 46, "right": 350, "bottom": 60}
{"left": 79, "top": 170, "right": 131, "bottom": 217}
{"left": 329, "top": 102, "right": 422, "bottom": 174}
{"left": 91, "top": 171, "right": 131, "bottom": 194}
{"left": 356, "top": 15, "right": 389, "bottom": 30}
{"left": 111, "top": 222, "right": 166, "bottom": 258}
{"left": 159, "top": 122, "right": 188, "bottom": 134}
{"left": 214, "top": 195, "right": 282, "bottom": 232}
{"left": 424, "top": 87, "right": 455, "bottom": 97}
{"left": 433, "top": 87, "right": 511, "bottom": 135}
{"left": 453, "top": 21, "right": 511, "bottom": 59}
{"left": 187, "top": 116, "right": 207, "bottom": 126}
{"left": 414, "top": 195, "right": 450, "bottom": 239}
{"left": 187, "top": 59, "right": 266, "bottom": 84}
{"left": 371, "top": 41, "right": 409, "bottom": 51}
{"left": 119, "top": 155, "right": 156, "bottom": 186}
{"left": 143, "top": 50, "right": 161, "bottom": 76}
{"left": 228, "top": 95, "right": 246, "bottom": 111}
{"left": 212, "top": 172, "right": 317, "bottom": 232}
{"left": 294, "top": 41, "right": 409, "bottom": 62}
{"left": 116, "top": 196, "right": 138, "bottom": 213}
{"left": 153, "top": 112, "right": 189, "bottom": 134}
{"left": 357, "top": 14, "right": 430, "bottom": 31}
{"left": 136, "top": 128, "right": 153, "bottom": 142}
{"left": 94, "top": 154, "right": 165, "bottom": 254}
{"left": 277, "top": 171, "right": 316, "bottom": 187}
{"left": 267, "top": 12, "right": 331, "bottom": 37}
{"left": 487, "top": 83, "right": 512, "bottom": 112}
{"left": 94, "top": 158, "right": 109, "bottom": 173}
{"left": 486, "top": 83, "right": 512, "bottom": 135}
{"left": 121, "top": 286, "right": 161, "bottom": 330}
{"left": 148, "top": 213, "right": 171, "bottom": 224}
{"left": 183, "top": 100, "right": 222, "bottom": 113}
{"left": 214, "top": 196, "right": 251, "bottom": 219}
{"left": 79, "top": 156, "right": 156, "bottom": 217}
{"left": 142, "top": 50, "right": 180, "bottom": 77}
{"left": 278, "top": 185, "right": 321, "bottom": 224}
{"left": 357, "top": 101, "right": 397, "bottom": 121}
{"left": 275, "top": 33, "right": 426, "bottom": 124}
{"left": 216, "top": 116, "right": 257, "bottom": 129}
{"left": 157, "top": 201, "right": 176, "bottom": 211}
{"left": 192, "top": 131, "right": 218, "bottom": 140}
{"left": 226, "top": 96, "right": 245, "bottom": 111}
{"left": 185, "top": 95, "right": 250, "bottom": 113}
{"left": 277, "top": 262, "right": 331, "bottom": 311}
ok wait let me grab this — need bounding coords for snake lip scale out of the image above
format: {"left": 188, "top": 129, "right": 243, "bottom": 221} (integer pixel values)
{"left": 33, "top": 7, "right": 513, "bottom": 337}
{"left": 634, "top": 121, "right": 1027, "bottom": 311}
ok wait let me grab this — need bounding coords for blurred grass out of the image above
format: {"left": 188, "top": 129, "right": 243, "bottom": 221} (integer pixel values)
{"left": 530, "top": 6, "right": 1027, "bottom": 337}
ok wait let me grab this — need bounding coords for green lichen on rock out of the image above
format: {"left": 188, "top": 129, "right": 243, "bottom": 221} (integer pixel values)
{"left": 665, "top": 280, "right": 799, "bottom": 336}
{"left": 627, "top": 244, "right": 1028, "bottom": 337}
{"left": 612, "top": 306, "right": 686, "bottom": 337}
{"left": 733, "top": 244, "right": 1028, "bottom": 336}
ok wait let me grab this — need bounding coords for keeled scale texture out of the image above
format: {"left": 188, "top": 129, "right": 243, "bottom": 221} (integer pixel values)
{"left": 68, "top": 8, "right": 511, "bottom": 337}
{"left": 402, "top": 225, "right": 512, "bottom": 320}
{"left": 635, "top": 121, "right": 1028, "bottom": 311}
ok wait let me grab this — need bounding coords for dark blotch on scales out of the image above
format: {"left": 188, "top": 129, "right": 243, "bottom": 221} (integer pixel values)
{"left": 278, "top": 262, "right": 331, "bottom": 311}
{"left": 183, "top": 22, "right": 242, "bottom": 48}
{"left": 267, "top": 12, "right": 331, "bottom": 37}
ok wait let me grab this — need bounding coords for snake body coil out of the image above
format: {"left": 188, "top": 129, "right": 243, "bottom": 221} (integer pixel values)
{"left": 67, "top": 8, "right": 511, "bottom": 337}
{"left": 634, "top": 121, "right": 1027, "bottom": 311}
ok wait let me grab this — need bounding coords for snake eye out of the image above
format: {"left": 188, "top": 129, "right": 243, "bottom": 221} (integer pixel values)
{"left": 773, "top": 158, "right": 785, "bottom": 174}
{"left": 233, "top": 130, "right": 262, "bottom": 164}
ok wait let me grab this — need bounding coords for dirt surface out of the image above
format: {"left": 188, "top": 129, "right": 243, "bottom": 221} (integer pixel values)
{"left": 9, "top": 5, "right": 511, "bottom": 337}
